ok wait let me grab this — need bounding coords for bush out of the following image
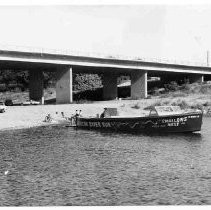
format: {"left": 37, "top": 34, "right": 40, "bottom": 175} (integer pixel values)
{"left": 146, "top": 95, "right": 152, "bottom": 99}
{"left": 181, "top": 83, "right": 191, "bottom": 92}
{"left": 0, "top": 70, "right": 103, "bottom": 93}
{"left": 144, "top": 100, "right": 170, "bottom": 109}
{"left": 171, "top": 100, "right": 189, "bottom": 109}
{"left": 199, "top": 85, "right": 211, "bottom": 94}
{"left": 73, "top": 74, "right": 102, "bottom": 91}
{"left": 0, "top": 84, "right": 6, "bottom": 92}
{"left": 152, "top": 87, "right": 160, "bottom": 96}
{"left": 159, "top": 94, "right": 169, "bottom": 98}
{"left": 73, "top": 87, "right": 103, "bottom": 101}
{"left": 171, "top": 92, "right": 187, "bottom": 98}
{"left": 164, "top": 81, "right": 179, "bottom": 91}
{"left": 203, "top": 101, "right": 211, "bottom": 107}
{"left": 191, "top": 103, "right": 204, "bottom": 110}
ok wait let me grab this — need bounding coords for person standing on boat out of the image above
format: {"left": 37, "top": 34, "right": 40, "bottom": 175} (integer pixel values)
{"left": 75, "top": 110, "right": 80, "bottom": 117}
{"left": 79, "top": 110, "right": 82, "bottom": 117}
{"left": 73, "top": 110, "right": 81, "bottom": 126}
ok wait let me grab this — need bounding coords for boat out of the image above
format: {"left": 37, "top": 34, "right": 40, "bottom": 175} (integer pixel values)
{"left": 72, "top": 106, "right": 203, "bottom": 133}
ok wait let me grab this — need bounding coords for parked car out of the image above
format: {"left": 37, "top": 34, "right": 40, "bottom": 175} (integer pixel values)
{"left": 4, "top": 99, "right": 13, "bottom": 106}
{"left": 22, "top": 100, "right": 40, "bottom": 106}
{"left": 0, "top": 102, "right": 6, "bottom": 113}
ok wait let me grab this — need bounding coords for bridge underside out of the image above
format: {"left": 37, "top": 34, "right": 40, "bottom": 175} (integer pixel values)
{"left": 0, "top": 60, "right": 209, "bottom": 104}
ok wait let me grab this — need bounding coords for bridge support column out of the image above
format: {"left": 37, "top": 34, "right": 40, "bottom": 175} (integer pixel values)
{"left": 56, "top": 67, "right": 73, "bottom": 104}
{"left": 189, "top": 74, "right": 204, "bottom": 83}
{"left": 103, "top": 73, "right": 118, "bottom": 100}
{"left": 131, "top": 70, "right": 147, "bottom": 99}
{"left": 29, "top": 70, "right": 44, "bottom": 104}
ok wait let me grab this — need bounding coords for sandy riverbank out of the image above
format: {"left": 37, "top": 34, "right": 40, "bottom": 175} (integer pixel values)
{"left": 0, "top": 94, "right": 210, "bottom": 131}
{"left": 0, "top": 99, "right": 153, "bottom": 131}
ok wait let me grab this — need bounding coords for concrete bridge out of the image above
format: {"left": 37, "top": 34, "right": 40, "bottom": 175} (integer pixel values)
{"left": 0, "top": 46, "right": 211, "bottom": 104}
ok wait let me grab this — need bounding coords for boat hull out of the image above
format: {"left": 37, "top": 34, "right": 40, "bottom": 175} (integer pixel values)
{"left": 76, "top": 112, "right": 203, "bottom": 133}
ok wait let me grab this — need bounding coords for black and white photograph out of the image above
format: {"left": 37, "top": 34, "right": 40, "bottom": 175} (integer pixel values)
{"left": 0, "top": 0, "right": 210, "bottom": 207}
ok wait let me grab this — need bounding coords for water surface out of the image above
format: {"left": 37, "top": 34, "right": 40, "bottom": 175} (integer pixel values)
{"left": 0, "top": 118, "right": 211, "bottom": 206}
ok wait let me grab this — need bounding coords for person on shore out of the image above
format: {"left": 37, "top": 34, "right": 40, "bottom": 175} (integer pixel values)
{"left": 44, "top": 114, "right": 52, "bottom": 122}
{"left": 61, "top": 112, "right": 65, "bottom": 118}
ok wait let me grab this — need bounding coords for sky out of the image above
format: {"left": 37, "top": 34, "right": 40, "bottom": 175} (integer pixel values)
{"left": 0, "top": 3, "right": 211, "bottom": 64}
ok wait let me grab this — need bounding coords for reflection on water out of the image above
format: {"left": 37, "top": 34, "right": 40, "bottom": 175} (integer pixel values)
{"left": 0, "top": 118, "right": 211, "bottom": 206}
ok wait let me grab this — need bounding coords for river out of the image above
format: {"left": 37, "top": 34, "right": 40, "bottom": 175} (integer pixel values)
{"left": 0, "top": 118, "right": 211, "bottom": 206}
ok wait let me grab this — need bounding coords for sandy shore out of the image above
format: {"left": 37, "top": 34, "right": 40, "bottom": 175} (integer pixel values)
{"left": 0, "top": 99, "right": 155, "bottom": 131}
{"left": 1, "top": 94, "right": 210, "bottom": 131}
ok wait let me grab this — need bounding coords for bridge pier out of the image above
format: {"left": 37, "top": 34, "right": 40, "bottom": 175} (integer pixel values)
{"left": 131, "top": 70, "right": 147, "bottom": 99}
{"left": 29, "top": 70, "right": 44, "bottom": 104}
{"left": 103, "top": 73, "right": 118, "bottom": 100}
{"left": 56, "top": 67, "right": 73, "bottom": 104}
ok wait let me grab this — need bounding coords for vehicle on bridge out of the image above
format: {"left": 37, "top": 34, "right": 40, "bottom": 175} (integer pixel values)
{"left": 72, "top": 106, "right": 203, "bottom": 133}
